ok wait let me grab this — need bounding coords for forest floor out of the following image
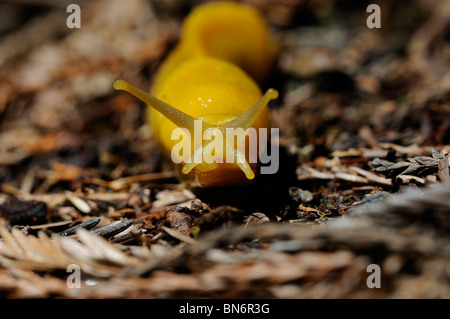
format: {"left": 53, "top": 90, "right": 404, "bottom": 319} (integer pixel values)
{"left": 0, "top": 0, "right": 449, "bottom": 298}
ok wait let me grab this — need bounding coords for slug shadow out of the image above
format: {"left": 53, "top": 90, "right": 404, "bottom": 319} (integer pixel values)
{"left": 193, "top": 145, "right": 297, "bottom": 219}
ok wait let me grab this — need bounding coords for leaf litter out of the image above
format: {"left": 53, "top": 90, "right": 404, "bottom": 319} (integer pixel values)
{"left": 0, "top": 0, "right": 449, "bottom": 298}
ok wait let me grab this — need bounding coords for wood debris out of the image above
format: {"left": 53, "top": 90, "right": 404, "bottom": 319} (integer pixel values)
{"left": 0, "top": 0, "right": 449, "bottom": 299}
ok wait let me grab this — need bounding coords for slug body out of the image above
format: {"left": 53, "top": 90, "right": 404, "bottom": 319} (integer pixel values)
{"left": 114, "top": 1, "right": 278, "bottom": 188}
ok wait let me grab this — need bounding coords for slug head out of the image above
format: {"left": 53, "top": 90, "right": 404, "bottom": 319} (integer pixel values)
{"left": 113, "top": 79, "right": 278, "bottom": 184}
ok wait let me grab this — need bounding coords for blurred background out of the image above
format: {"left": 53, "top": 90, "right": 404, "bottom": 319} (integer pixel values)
{"left": 0, "top": 0, "right": 448, "bottom": 188}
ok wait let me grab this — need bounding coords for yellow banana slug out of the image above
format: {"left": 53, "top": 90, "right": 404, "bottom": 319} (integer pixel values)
{"left": 114, "top": 1, "right": 278, "bottom": 188}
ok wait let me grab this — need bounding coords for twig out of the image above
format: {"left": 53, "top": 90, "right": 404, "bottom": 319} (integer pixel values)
{"left": 91, "top": 220, "right": 133, "bottom": 239}
{"left": 59, "top": 217, "right": 101, "bottom": 236}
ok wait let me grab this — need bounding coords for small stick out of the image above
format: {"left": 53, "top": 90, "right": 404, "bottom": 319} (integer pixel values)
{"left": 91, "top": 220, "right": 134, "bottom": 239}
{"left": 59, "top": 217, "right": 101, "bottom": 236}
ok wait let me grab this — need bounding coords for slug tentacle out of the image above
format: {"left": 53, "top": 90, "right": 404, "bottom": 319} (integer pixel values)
{"left": 181, "top": 147, "right": 204, "bottom": 174}
{"left": 222, "top": 88, "right": 278, "bottom": 131}
{"left": 113, "top": 79, "right": 210, "bottom": 132}
{"left": 234, "top": 150, "right": 255, "bottom": 179}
